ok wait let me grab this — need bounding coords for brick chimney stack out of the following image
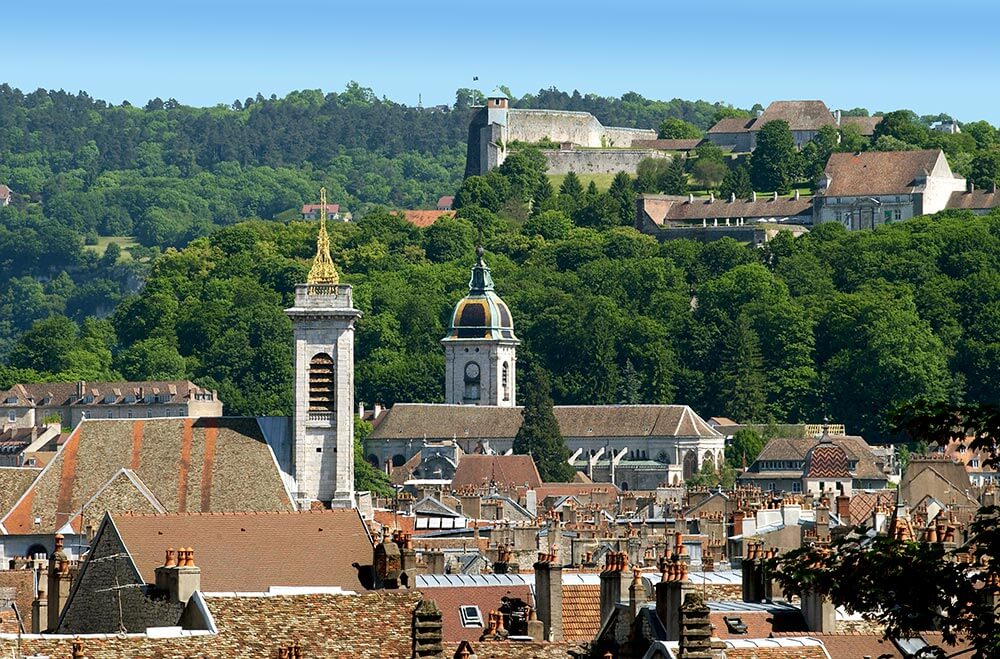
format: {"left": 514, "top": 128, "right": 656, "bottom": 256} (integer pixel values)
{"left": 678, "top": 592, "right": 715, "bottom": 659}
{"left": 802, "top": 589, "right": 836, "bottom": 633}
{"left": 628, "top": 566, "right": 646, "bottom": 622}
{"left": 741, "top": 542, "right": 773, "bottom": 603}
{"left": 412, "top": 599, "right": 444, "bottom": 659}
{"left": 599, "top": 551, "right": 627, "bottom": 626}
{"left": 47, "top": 534, "right": 73, "bottom": 631}
{"left": 533, "top": 547, "right": 563, "bottom": 641}
{"left": 655, "top": 554, "right": 689, "bottom": 641}
{"left": 154, "top": 546, "right": 201, "bottom": 605}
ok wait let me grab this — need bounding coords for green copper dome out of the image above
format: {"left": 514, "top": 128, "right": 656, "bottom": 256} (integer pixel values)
{"left": 443, "top": 247, "right": 518, "bottom": 342}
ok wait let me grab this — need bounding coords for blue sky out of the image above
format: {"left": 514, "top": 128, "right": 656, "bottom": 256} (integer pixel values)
{"left": 4, "top": 0, "right": 999, "bottom": 122}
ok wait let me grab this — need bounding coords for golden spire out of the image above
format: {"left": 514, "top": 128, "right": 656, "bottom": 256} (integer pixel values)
{"left": 307, "top": 187, "right": 339, "bottom": 285}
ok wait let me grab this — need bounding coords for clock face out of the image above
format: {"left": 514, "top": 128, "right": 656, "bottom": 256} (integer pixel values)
{"left": 465, "top": 362, "right": 480, "bottom": 380}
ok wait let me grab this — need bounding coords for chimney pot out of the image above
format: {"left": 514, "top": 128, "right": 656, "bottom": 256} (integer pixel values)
{"left": 730, "top": 192, "right": 736, "bottom": 202}
{"left": 165, "top": 548, "right": 177, "bottom": 568}
{"left": 752, "top": 191, "right": 757, "bottom": 202}
{"left": 688, "top": 193, "right": 694, "bottom": 204}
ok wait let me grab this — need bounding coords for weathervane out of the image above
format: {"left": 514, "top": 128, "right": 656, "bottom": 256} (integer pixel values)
{"left": 307, "top": 187, "right": 339, "bottom": 285}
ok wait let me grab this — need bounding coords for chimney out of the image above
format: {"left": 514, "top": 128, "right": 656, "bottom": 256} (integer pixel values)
{"left": 412, "top": 599, "right": 444, "bottom": 658}
{"left": 375, "top": 403, "right": 383, "bottom": 417}
{"left": 32, "top": 580, "right": 48, "bottom": 633}
{"left": 751, "top": 191, "right": 757, "bottom": 202}
{"left": 836, "top": 495, "right": 852, "bottom": 526}
{"left": 47, "top": 534, "right": 73, "bottom": 631}
{"left": 833, "top": 109, "right": 842, "bottom": 126}
{"left": 708, "top": 193, "right": 714, "bottom": 203}
{"left": 781, "top": 503, "right": 801, "bottom": 527}
{"left": 732, "top": 511, "right": 745, "bottom": 536}
{"left": 533, "top": 549, "right": 563, "bottom": 641}
{"left": 687, "top": 193, "right": 694, "bottom": 204}
{"left": 794, "top": 189, "right": 800, "bottom": 200}
{"left": 599, "top": 551, "right": 626, "bottom": 626}
{"left": 426, "top": 550, "right": 446, "bottom": 574}
{"left": 802, "top": 590, "right": 836, "bottom": 633}
{"left": 816, "top": 504, "right": 831, "bottom": 543}
{"left": 655, "top": 557, "right": 688, "bottom": 641}
{"left": 741, "top": 543, "right": 773, "bottom": 603}
{"left": 629, "top": 567, "right": 646, "bottom": 621}
{"left": 678, "top": 592, "right": 714, "bottom": 659}
{"left": 154, "top": 547, "right": 201, "bottom": 605}
{"left": 358, "top": 402, "right": 365, "bottom": 418}
{"left": 970, "top": 181, "right": 975, "bottom": 193}
{"left": 400, "top": 532, "right": 418, "bottom": 587}
{"left": 730, "top": 192, "right": 736, "bottom": 202}
{"left": 525, "top": 606, "right": 544, "bottom": 642}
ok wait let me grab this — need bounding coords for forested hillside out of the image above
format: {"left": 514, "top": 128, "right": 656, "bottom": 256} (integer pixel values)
{"left": 3, "top": 83, "right": 1000, "bottom": 445}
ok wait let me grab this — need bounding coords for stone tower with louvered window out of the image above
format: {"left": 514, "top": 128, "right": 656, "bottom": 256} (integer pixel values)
{"left": 285, "top": 200, "right": 360, "bottom": 507}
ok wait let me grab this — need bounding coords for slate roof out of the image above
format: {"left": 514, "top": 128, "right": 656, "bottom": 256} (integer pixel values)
{"left": 0, "top": 380, "right": 212, "bottom": 407}
{"left": 753, "top": 101, "right": 836, "bottom": 132}
{"left": 821, "top": 149, "right": 946, "bottom": 197}
{"left": 2, "top": 591, "right": 423, "bottom": 658}
{"left": 451, "top": 455, "right": 542, "bottom": 490}
{"left": 639, "top": 194, "right": 813, "bottom": 224}
{"left": 708, "top": 117, "right": 755, "bottom": 134}
{"left": 418, "top": 583, "right": 532, "bottom": 642}
{"left": 947, "top": 189, "right": 1000, "bottom": 211}
{"left": 110, "top": 509, "right": 372, "bottom": 592}
{"left": 1, "top": 417, "right": 293, "bottom": 534}
{"left": 370, "top": 404, "right": 722, "bottom": 441}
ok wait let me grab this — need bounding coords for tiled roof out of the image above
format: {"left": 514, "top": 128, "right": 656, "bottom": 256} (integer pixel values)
{"left": 390, "top": 450, "right": 424, "bottom": 486}
{"left": 301, "top": 203, "right": 340, "bottom": 214}
{"left": 111, "top": 509, "right": 372, "bottom": 592}
{"left": 804, "top": 442, "right": 852, "bottom": 479}
{"left": 0, "top": 380, "right": 211, "bottom": 407}
{"left": 753, "top": 101, "right": 836, "bottom": 132}
{"left": 398, "top": 209, "right": 456, "bottom": 227}
{"left": 445, "top": 641, "right": 584, "bottom": 658}
{"left": 1, "top": 417, "right": 293, "bottom": 534}
{"left": 419, "top": 583, "right": 532, "bottom": 642}
{"left": 2, "top": 591, "right": 422, "bottom": 658}
{"left": 452, "top": 455, "right": 542, "bottom": 490}
{"left": 370, "top": 404, "right": 722, "bottom": 441}
{"left": 947, "top": 189, "right": 1000, "bottom": 211}
{"left": 639, "top": 194, "right": 813, "bottom": 223}
{"left": 849, "top": 490, "right": 895, "bottom": 522}
{"left": 708, "top": 117, "right": 755, "bottom": 134}
{"left": 562, "top": 583, "right": 602, "bottom": 641}
{"left": 821, "top": 149, "right": 946, "bottom": 197}
{"left": 710, "top": 610, "right": 807, "bottom": 639}
{"left": 0, "top": 467, "right": 40, "bottom": 518}
{"left": 839, "top": 115, "right": 883, "bottom": 135}
{"left": 751, "top": 436, "right": 885, "bottom": 479}
{"left": 0, "top": 184, "right": 10, "bottom": 198}
{"left": 772, "top": 632, "right": 903, "bottom": 658}
{"left": 437, "top": 195, "right": 455, "bottom": 208}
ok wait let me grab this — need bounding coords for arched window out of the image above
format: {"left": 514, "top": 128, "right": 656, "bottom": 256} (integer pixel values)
{"left": 704, "top": 450, "right": 715, "bottom": 469}
{"left": 502, "top": 362, "right": 510, "bottom": 401}
{"left": 463, "top": 361, "right": 481, "bottom": 404}
{"left": 683, "top": 451, "right": 698, "bottom": 480}
{"left": 309, "top": 353, "right": 336, "bottom": 412}
{"left": 392, "top": 454, "right": 406, "bottom": 467}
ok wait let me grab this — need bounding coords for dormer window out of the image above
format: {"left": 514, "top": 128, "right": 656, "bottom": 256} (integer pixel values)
{"left": 5, "top": 396, "right": 16, "bottom": 404}
{"left": 124, "top": 394, "right": 136, "bottom": 404}
{"left": 104, "top": 394, "right": 116, "bottom": 404}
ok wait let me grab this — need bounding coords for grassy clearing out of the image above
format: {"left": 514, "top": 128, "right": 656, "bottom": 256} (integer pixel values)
{"left": 84, "top": 236, "right": 139, "bottom": 260}
{"left": 547, "top": 173, "right": 619, "bottom": 193}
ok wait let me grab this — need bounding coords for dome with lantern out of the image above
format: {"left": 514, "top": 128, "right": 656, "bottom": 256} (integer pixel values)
{"left": 443, "top": 246, "right": 518, "bottom": 342}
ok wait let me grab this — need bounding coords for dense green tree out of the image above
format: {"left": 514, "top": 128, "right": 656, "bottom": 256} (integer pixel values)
{"left": 750, "top": 120, "right": 798, "bottom": 193}
{"left": 719, "top": 164, "right": 753, "bottom": 200}
{"left": 660, "top": 157, "right": 689, "bottom": 195}
{"left": 354, "top": 418, "right": 392, "bottom": 496}
{"left": 970, "top": 151, "right": 1000, "bottom": 190}
{"left": 115, "top": 337, "right": 187, "bottom": 380}
{"left": 717, "top": 313, "right": 768, "bottom": 423}
{"left": 617, "top": 359, "right": 642, "bottom": 404}
{"left": 726, "top": 428, "right": 765, "bottom": 468}
{"left": 559, "top": 171, "right": 584, "bottom": 202}
{"left": 424, "top": 217, "right": 475, "bottom": 262}
{"left": 657, "top": 118, "right": 702, "bottom": 139}
{"left": 635, "top": 158, "right": 671, "bottom": 194}
{"left": 606, "top": 171, "right": 637, "bottom": 226}
{"left": 512, "top": 363, "right": 573, "bottom": 482}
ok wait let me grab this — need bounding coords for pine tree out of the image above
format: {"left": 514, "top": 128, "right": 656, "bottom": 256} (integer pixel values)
{"left": 718, "top": 314, "right": 767, "bottom": 423}
{"left": 617, "top": 359, "right": 642, "bottom": 404}
{"left": 513, "top": 363, "right": 574, "bottom": 482}
{"left": 559, "top": 171, "right": 584, "bottom": 202}
{"left": 607, "top": 171, "right": 637, "bottom": 226}
{"left": 659, "top": 157, "right": 689, "bottom": 195}
{"left": 720, "top": 164, "right": 753, "bottom": 200}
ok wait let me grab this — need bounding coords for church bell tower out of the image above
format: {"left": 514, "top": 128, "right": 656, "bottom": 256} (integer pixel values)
{"left": 442, "top": 246, "right": 519, "bottom": 407}
{"left": 285, "top": 188, "right": 360, "bottom": 508}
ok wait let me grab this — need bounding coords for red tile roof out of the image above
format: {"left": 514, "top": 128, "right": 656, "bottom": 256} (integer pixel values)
{"left": 452, "top": 455, "right": 542, "bottom": 490}
{"left": 110, "top": 509, "right": 373, "bottom": 592}
{"left": 419, "top": 584, "right": 532, "bottom": 642}
{"left": 397, "top": 209, "right": 456, "bottom": 228}
{"left": 301, "top": 203, "right": 340, "bottom": 214}
{"left": 562, "top": 583, "right": 602, "bottom": 641}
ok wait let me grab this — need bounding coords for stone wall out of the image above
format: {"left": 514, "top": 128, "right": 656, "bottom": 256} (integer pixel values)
{"left": 508, "top": 109, "right": 602, "bottom": 146}
{"left": 541, "top": 149, "right": 670, "bottom": 175}
{"left": 600, "top": 125, "right": 657, "bottom": 148}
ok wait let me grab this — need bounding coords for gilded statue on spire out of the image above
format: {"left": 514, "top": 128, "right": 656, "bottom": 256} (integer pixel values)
{"left": 307, "top": 187, "right": 340, "bottom": 285}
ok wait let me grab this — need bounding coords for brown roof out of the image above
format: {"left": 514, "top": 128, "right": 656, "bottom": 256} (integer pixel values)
{"left": 630, "top": 139, "right": 703, "bottom": 151}
{"left": 437, "top": 195, "right": 455, "bottom": 208}
{"left": 0, "top": 467, "right": 39, "bottom": 523}
{"left": 839, "top": 115, "right": 883, "bottom": 135}
{"left": 708, "top": 117, "right": 755, "bottom": 134}
{"left": 0, "top": 380, "right": 212, "bottom": 407}
{"left": 0, "top": 591, "right": 422, "bottom": 658}
{"left": 639, "top": 194, "right": 813, "bottom": 224}
{"left": 773, "top": 632, "right": 903, "bottom": 658}
{"left": 947, "top": 189, "right": 1000, "bottom": 211}
{"left": 0, "top": 185, "right": 10, "bottom": 198}
{"left": 110, "top": 509, "right": 372, "bottom": 592}
{"left": 395, "top": 209, "right": 456, "bottom": 228}
{"left": 451, "top": 455, "right": 542, "bottom": 489}
{"left": 370, "top": 404, "right": 722, "bottom": 442}
{"left": 822, "top": 149, "right": 948, "bottom": 197}
{"left": 300, "top": 203, "right": 340, "bottom": 214}
{"left": 849, "top": 490, "right": 895, "bottom": 522}
{"left": 710, "top": 609, "right": 807, "bottom": 639}
{"left": 753, "top": 100, "right": 836, "bottom": 132}
{"left": 419, "top": 584, "right": 532, "bottom": 642}
{"left": 1, "top": 417, "right": 293, "bottom": 534}
{"left": 562, "top": 583, "right": 602, "bottom": 641}
{"left": 751, "top": 436, "right": 885, "bottom": 480}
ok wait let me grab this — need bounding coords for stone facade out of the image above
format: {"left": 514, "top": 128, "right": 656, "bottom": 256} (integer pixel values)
{"left": 443, "top": 343, "right": 517, "bottom": 407}
{"left": 285, "top": 284, "right": 360, "bottom": 507}
{"left": 540, "top": 148, "right": 670, "bottom": 174}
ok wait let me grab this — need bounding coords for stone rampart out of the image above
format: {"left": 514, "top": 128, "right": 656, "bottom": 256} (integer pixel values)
{"left": 540, "top": 149, "right": 670, "bottom": 174}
